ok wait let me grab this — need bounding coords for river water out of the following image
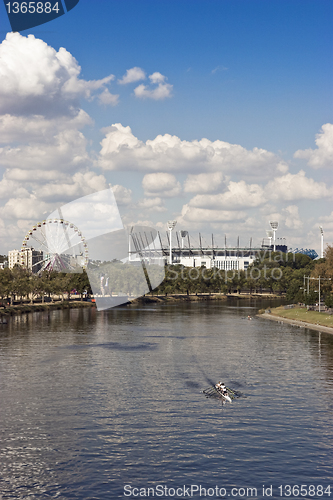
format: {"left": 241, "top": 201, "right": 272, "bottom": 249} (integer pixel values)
{"left": 0, "top": 300, "right": 332, "bottom": 499}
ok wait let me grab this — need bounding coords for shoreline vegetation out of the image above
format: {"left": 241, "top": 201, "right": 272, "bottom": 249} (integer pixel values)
{"left": 130, "top": 291, "right": 281, "bottom": 305}
{"left": 0, "top": 300, "right": 95, "bottom": 318}
{"left": 259, "top": 306, "right": 333, "bottom": 334}
{"left": 0, "top": 292, "right": 282, "bottom": 318}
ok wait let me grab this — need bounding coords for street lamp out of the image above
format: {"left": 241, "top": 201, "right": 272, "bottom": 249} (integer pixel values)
{"left": 319, "top": 226, "right": 324, "bottom": 259}
{"left": 269, "top": 221, "right": 279, "bottom": 251}
{"left": 167, "top": 220, "right": 177, "bottom": 265}
{"left": 307, "top": 276, "right": 332, "bottom": 312}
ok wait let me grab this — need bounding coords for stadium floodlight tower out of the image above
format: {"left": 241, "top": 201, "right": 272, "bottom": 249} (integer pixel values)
{"left": 319, "top": 226, "right": 324, "bottom": 258}
{"left": 266, "top": 230, "right": 273, "bottom": 248}
{"left": 180, "top": 230, "right": 188, "bottom": 249}
{"left": 167, "top": 220, "right": 177, "bottom": 265}
{"left": 269, "top": 221, "right": 279, "bottom": 251}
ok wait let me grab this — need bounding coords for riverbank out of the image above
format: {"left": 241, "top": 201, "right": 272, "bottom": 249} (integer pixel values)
{"left": 0, "top": 292, "right": 282, "bottom": 317}
{"left": 0, "top": 300, "right": 95, "bottom": 318}
{"left": 130, "top": 292, "right": 281, "bottom": 305}
{"left": 259, "top": 306, "right": 333, "bottom": 335}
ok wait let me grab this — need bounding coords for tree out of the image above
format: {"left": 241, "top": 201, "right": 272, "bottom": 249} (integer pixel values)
{"left": 303, "top": 290, "right": 318, "bottom": 306}
{"left": 325, "top": 294, "right": 333, "bottom": 308}
{"left": 0, "top": 268, "right": 13, "bottom": 305}
{"left": 11, "top": 267, "right": 31, "bottom": 304}
{"left": 70, "top": 270, "right": 91, "bottom": 299}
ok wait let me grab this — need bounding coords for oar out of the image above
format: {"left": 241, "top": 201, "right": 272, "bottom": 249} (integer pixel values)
{"left": 226, "top": 386, "right": 241, "bottom": 397}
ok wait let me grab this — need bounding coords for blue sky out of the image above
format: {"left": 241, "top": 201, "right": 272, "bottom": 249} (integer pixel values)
{"left": 0, "top": 0, "right": 332, "bottom": 253}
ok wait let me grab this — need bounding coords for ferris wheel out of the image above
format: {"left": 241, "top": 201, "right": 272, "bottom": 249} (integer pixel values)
{"left": 21, "top": 218, "right": 89, "bottom": 274}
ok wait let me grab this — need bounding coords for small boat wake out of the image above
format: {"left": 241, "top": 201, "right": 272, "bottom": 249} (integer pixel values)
{"left": 203, "top": 381, "right": 242, "bottom": 405}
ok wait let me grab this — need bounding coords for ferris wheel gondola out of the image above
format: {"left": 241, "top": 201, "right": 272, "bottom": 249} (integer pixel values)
{"left": 21, "top": 218, "right": 89, "bottom": 274}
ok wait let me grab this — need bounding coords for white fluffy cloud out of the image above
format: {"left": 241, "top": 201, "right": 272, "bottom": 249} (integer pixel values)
{"left": 98, "top": 89, "right": 119, "bottom": 106}
{"left": 0, "top": 177, "right": 29, "bottom": 199}
{"left": 0, "top": 33, "right": 115, "bottom": 116}
{"left": 184, "top": 172, "right": 225, "bottom": 193}
{"left": 1, "top": 170, "right": 103, "bottom": 200}
{"left": 142, "top": 173, "right": 181, "bottom": 197}
{"left": 188, "top": 181, "right": 265, "bottom": 209}
{"left": 294, "top": 123, "right": 333, "bottom": 168}
{"left": 5, "top": 168, "right": 67, "bottom": 183}
{"left": 36, "top": 172, "right": 108, "bottom": 202}
{"left": 0, "top": 110, "right": 92, "bottom": 144}
{"left": 98, "top": 123, "right": 288, "bottom": 176}
{"left": 0, "top": 129, "right": 91, "bottom": 171}
{"left": 112, "top": 185, "right": 133, "bottom": 206}
{"left": 283, "top": 205, "right": 303, "bottom": 230}
{"left": 134, "top": 73, "right": 173, "bottom": 100}
{"left": 137, "top": 197, "right": 166, "bottom": 212}
{"left": 180, "top": 204, "right": 247, "bottom": 223}
{"left": 118, "top": 67, "right": 146, "bottom": 84}
{"left": 0, "top": 195, "right": 50, "bottom": 220}
{"left": 266, "top": 170, "right": 332, "bottom": 200}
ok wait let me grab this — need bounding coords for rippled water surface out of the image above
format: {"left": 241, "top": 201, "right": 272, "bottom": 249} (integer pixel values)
{"left": 0, "top": 300, "right": 332, "bottom": 499}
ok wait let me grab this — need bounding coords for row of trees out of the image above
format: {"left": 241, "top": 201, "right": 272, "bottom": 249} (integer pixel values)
{"left": 0, "top": 267, "right": 91, "bottom": 305}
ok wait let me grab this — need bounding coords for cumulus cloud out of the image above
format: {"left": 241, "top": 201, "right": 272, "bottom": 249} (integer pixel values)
{"left": 0, "top": 170, "right": 107, "bottom": 210}
{"left": 0, "top": 177, "right": 29, "bottom": 199}
{"left": 188, "top": 181, "right": 266, "bottom": 210}
{"left": 112, "top": 185, "right": 133, "bottom": 206}
{"left": 142, "top": 173, "right": 181, "bottom": 197}
{"left": 149, "top": 72, "right": 166, "bottom": 84}
{"left": 266, "top": 170, "right": 332, "bottom": 200}
{"left": 294, "top": 124, "right": 333, "bottom": 168}
{"left": 184, "top": 172, "right": 225, "bottom": 193}
{"left": 134, "top": 72, "right": 173, "bottom": 100}
{"left": 98, "top": 89, "right": 119, "bottom": 106}
{"left": 283, "top": 205, "right": 303, "bottom": 230}
{"left": 0, "top": 110, "right": 92, "bottom": 144}
{"left": 180, "top": 204, "right": 247, "bottom": 223}
{"left": 0, "top": 33, "right": 114, "bottom": 117}
{"left": 98, "top": 123, "right": 288, "bottom": 176}
{"left": 0, "top": 195, "right": 50, "bottom": 220}
{"left": 137, "top": 197, "right": 166, "bottom": 212}
{"left": 36, "top": 171, "right": 108, "bottom": 202}
{"left": 0, "top": 129, "right": 91, "bottom": 171}
{"left": 3, "top": 168, "right": 65, "bottom": 183}
{"left": 118, "top": 67, "right": 146, "bottom": 85}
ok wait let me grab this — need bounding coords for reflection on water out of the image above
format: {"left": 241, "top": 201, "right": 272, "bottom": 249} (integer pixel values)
{"left": 0, "top": 300, "right": 332, "bottom": 499}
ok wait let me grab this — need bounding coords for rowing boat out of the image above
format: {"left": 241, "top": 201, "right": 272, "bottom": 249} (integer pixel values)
{"left": 214, "top": 386, "right": 232, "bottom": 403}
{"left": 203, "top": 383, "right": 234, "bottom": 403}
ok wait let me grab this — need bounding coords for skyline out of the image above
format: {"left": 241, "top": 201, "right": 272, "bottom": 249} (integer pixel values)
{"left": 0, "top": 0, "right": 332, "bottom": 255}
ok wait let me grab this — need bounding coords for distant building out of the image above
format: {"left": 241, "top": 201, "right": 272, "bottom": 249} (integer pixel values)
{"left": 178, "top": 253, "right": 254, "bottom": 271}
{"left": 129, "top": 230, "right": 259, "bottom": 270}
{"left": 8, "top": 249, "right": 21, "bottom": 269}
{"left": 289, "top": 248, "right": 318, "bottom": 260}
{"left": 8, "top": 248, "right": 43, "bottom": 273}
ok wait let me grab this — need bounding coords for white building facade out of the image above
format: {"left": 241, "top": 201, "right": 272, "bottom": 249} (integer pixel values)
{"left": 8, "top": 248, "right": 43, "bottom": 273}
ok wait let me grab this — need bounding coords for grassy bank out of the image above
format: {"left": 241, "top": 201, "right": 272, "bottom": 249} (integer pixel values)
{"left": 264, "top": 305, "right": 333, "bottom": 329}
